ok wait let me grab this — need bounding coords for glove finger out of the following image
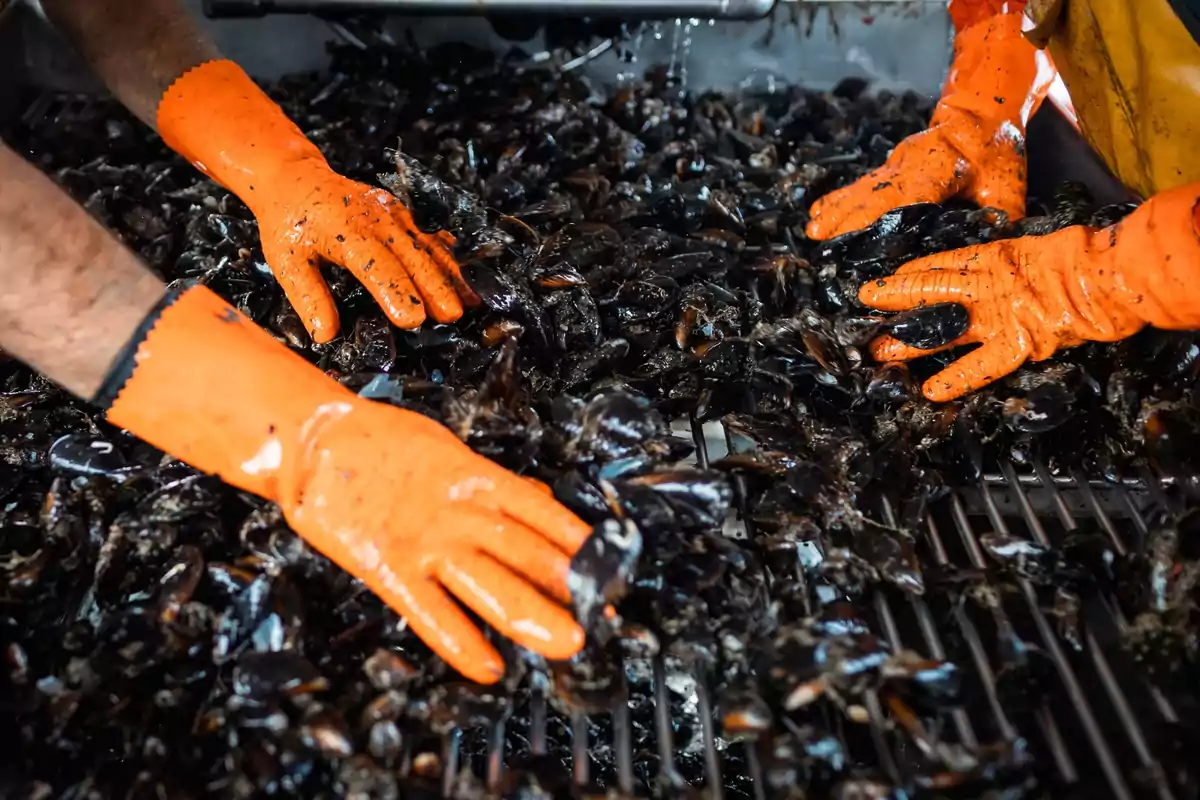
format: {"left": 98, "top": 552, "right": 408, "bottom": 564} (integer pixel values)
{"left": 869, "top": 333, "right": 961, "bottom": 362}
{"left": 890, "top": 241, "right": 997, "bottom": 276}
{"left": 394, "top": 214, "right": 483, "bottom": 309}
{"left": 426, "top": 229, "right": 482, "bottom": 308}
{"left": 444, "top": 506, "right": 573, "bottom": 603}
{"left": 805, "top": 142, "right": 965, "bottom": 240}
{"left": 522, "top": 476, "right": 555, "bottom": 496}
{"left": 477, "top": 518, "right": 574, "bottom": 605}
{"left": 263, "top": 244, "right": 340, "bottom": 344}
{"left": 922, "top": 337, "right": 1031, "bottom": 403}
{"left": 329, "top": 235, "right": 427, "bottom": 329}
{"left": 371, "top": 573, "right": 504, "bottom": 684}
{"left": 859, "top": 270, "right": 966, "bottom": 311}
{"left": 494, "top": 472, "right": 593, "bottom": 554}
{"left": 439, "top": 552, "right": 585, "bottom": 661}
{"left": 380, "top": 217, "right": 466, "bottom": 325}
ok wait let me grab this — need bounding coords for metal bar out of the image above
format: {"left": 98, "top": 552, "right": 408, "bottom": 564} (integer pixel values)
{"left": 1085, "top": 628, "right": 1175, "bottom": 800}
{"left": 863, "top": 690, "right": 904, "bottom": 787}
{"left": 746, "top": 741, "right": 767, "bottom": 800}
{"left": 486, "top": 720, "right": 506, "bottom": 791}
{"left": 653, "top": 657, "right": 678, "bottom": 784}
{"left": 686, "top": 416, "right": 724, "bottom": 793}
{"left": 949, "top": 495, "right": 989, "bottom": 567}
{"left": 1032, "top": 460, "right": 1081, "bottom": 533}
{"left": 694, "top": 668, "right": 723, "bottom": 799}
{"left": 724, "top": 424, "right": 764, "bottom": 590}
{"left": 1121, "top": 486, "right": 1151, "bottom": 543}
{"left": 922, "top": 510, "right": 951, "bottom": 565}
{"left": 1000, "top": 462, "right": 1050, "bottom": 547}
{"left": 982, "top": 471, "right": 1149, "bottom": 490}
{"left": 204, "top": 0, "right": 777, "bottom": 19}
{"left": 868, "top": 589, "right": 917, "bottom": 780}
{"left": 948, "top": 493, "right": 1075, "bottom": 779}
{"left": 613, "top": 670, "right": 636, "bottom": 795}
{"left": 1070, "top": 467, "right": 1130, "bottom": 554}
{"left": 1138, "top": 464, "right": 1172, "bottom": 516}
{"left": 1063, "top": 467, "right": 1182, "bottom": 729}
{"left": 879, "top": 497, "right": 977, "bottom": 749}
{"left": 441, "top": 729, "right": 462, "bottom": 798}
{"left": 873, "top": 589, "right": 903, "bottom": 652}
{"left": 690, "top": 414, "right": 710, "bottom": 470}
{"left": 952, "top": 603, "right": 1017, "bottom": 743}
{"left": 572, "top": 710, "right": 590, "bottom": 786}
{"left": 977, "top": 479, "right": 1133, "bottom": 800}
{"left": 1129, "top": 473, "right": 1182, "bottom": 725}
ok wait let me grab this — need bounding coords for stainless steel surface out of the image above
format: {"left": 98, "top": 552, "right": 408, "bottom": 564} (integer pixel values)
{"left": 204, "top": 0, "right": 778, "bottom": 19}
{"left": 7, "top": 1, "right": 954, "bottom": 97}
{"left": 388, "top": 7, "right": 952, "bottom": 95}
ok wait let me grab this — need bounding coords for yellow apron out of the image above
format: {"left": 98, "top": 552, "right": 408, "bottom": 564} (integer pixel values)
{"left": 1024, "top": 0, "right": 1200, "bottom": 199}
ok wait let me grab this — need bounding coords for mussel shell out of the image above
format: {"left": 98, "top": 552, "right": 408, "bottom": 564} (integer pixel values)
{"left": 885, "top": 303, "right": 970, "bottom": 350}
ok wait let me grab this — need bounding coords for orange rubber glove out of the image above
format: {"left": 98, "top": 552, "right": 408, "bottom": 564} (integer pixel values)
{"left": 157, "top": 60, "right": 478, "bottom": 343}
{"left": 806, "top": 5, "right": 1054, "bottom": 240}
{"left": 100, "top": 284, "right": 589, "bottom": 683}
{"left": 860, "top": 184, "right": 1200, "bottom": 402}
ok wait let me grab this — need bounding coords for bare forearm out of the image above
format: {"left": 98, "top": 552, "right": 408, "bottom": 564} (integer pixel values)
{"left": 0, "top": 144, "right": 165, "bottom": 398}
{"left": 40, "top": 0, "right": 219, "bottom": 129}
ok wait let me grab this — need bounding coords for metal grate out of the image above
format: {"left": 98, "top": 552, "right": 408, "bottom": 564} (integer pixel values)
{"left": 421, "top": 416, "right": 1186, "bottom": 799}
{"left": 918, "top": 470, "right": 1176, "bottom": 800}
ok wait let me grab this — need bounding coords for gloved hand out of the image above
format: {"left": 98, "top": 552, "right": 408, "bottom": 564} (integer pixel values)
{"left": 157, "top": 60, "right": 478, "bottom": 343}
{"left": 860, "top": 184, "right": 1200, "bottom": 401}
{"left": 806, "top": 10, "right": 1053, "bottom": 241}
{"left": 101, "top": 285, "right": 589, "bottom": 683}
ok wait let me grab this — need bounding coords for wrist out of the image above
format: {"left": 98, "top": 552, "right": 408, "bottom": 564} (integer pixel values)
{"left": 1036, "top": 225, "right": 1143, "bottom": 342}
{"left": 157, "top": 59, "right": 326, "bottom": 200}
{"left": 934, "top": 13, "right": 1046, "bottom": 130}
{"left": 102, "top": 284, "right": 356, "bottom": 500}
{"left": 1103, "top": 185, "right": 1200, "bottom": 330}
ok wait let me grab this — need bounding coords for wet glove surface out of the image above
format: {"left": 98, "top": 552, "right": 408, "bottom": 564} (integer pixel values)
{"left": 860, "top": 184, "right": 1200, "bottom": 401}
{"left": 157, "top": 59, "right": 478, "bottom": 343}
{"left": 806, "top": 11, "right": 1053, "bottom": 241}
{"left": 277, "top": 401, "right": 589, "bottom": 684}
{"left": 105, "top": 285, "right": 588, "bottom": 683}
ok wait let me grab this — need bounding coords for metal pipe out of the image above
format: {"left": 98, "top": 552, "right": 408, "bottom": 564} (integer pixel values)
{"left": 204, "top": 0, "right": 777, "bottom": 19}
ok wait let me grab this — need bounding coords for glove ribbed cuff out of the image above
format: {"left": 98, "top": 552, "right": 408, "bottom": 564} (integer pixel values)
{"left": 91, "top": 284, "right": 190, "bottom": 410}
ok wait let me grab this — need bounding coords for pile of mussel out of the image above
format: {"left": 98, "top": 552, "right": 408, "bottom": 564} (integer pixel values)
{"left": 4, "top": 28, "right": 1200, "bottom": 800}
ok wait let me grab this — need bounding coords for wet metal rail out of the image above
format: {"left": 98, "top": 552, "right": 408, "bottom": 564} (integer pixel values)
{"left": 202, "top": 0, "right": 779, "bottom": 19}
{"left": 425, "top": 416, "right": 1184, "bottom": 799}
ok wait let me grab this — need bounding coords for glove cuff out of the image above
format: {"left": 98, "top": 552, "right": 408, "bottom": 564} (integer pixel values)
{"left": 948, "top": 0, "right": 1027, "bottom": 34}
{"left": 1104, "top": 184, "right": 1200, "bottom": 330}
{"left": 92, "top": 284, "right": 189, "bottom": 409}
{"left": 933, "top": 12, "right": 1052, "bottom": 133}
{"left": 156, "top": 59, "right": 327, "bottom": 201}
{"left": 104, "top": 283, "right": 357, "bottom": 500}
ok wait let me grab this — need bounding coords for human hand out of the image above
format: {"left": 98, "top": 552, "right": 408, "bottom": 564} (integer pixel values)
{"left": 280, "top": 402, "right": 591, "bottom": 683}
{"left": 252, "top": 160, "right": 478, "bottom": 342}
{"left": 806, "top": 12, "right": 1049, "bottom": 240}
{"left": 156, "top": 59, "right": 479, "bottom": 344}
{"left": 860, "top": 228, "right": 1139, "bottom": 401}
